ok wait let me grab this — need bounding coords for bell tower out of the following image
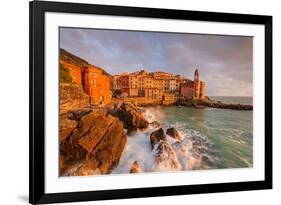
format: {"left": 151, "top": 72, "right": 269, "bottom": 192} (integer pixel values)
{"left": 193, "top": 69, "right": 201, "bottom": 99}
{"left": 194, "top": 69, "right": 199, "bottom": 81}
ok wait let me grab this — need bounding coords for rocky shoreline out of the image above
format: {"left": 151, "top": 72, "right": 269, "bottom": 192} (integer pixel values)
{"left": 60, "top": 97, "right": 192, "bottom": 175}
{"left": 176, "top": 99, "right": 253, "bottom": 111}
{"left": 59, "top": 84, "right": 252, "bottom": 176}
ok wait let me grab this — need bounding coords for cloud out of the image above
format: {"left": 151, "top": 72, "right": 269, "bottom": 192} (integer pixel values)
{"left": 60, "top": 27, "right": 253, "bottom": 96}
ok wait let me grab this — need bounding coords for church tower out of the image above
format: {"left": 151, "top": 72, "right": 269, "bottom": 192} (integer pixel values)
{"left": 193, "top": 69, "right": 201, "bottom": 99}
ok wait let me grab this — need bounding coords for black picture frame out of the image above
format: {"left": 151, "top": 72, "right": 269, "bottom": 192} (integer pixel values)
{"left": 29, "top": 0, "right": 272, "bottom": 204}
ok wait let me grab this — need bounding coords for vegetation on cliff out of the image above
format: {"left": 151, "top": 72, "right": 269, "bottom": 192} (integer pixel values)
{"left": 59, "top": 63, "right": 73, "bottom": 83}
{"left": 60, "top": 48, "right": 111, "bottom": 76}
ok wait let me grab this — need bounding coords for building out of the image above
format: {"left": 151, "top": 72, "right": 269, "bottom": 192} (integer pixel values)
{"left": 168, "top": 79, "right": 177, "bottom": 93}
{"left": 191, "top": 69, "right": 206, "bottom": 100}
{"left": 193, "top": 69, "right": 201, "bottom": 99}
{"left": 129, "top": 75, "right": 138, "bottom": 89}
{"left": 129, "top": 88, "right": 138, "bottom": 97}
{"left": 82, "top": 65, "right": 111, "bottom": 105}
{"left": 59, "top": 49, "right": 114, "bottom": 107}
{"left": 180, "top": 81, "right": 194, "bottom": 98}
{"left": 200, "top": 81, "right": 206, "bottom": 99}
{"left": 162, "top": 93, "right": 177, "bottom": 105}
{"left": 112, "top": 68, "right": 207, "bottom": 103}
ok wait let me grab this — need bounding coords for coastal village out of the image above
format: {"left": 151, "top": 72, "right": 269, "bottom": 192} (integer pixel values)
{"left": 59, "top": 49, "right": 253, "bottom": 176}
{"left": 60, "top": 48, "right": 206, "bottom": 107}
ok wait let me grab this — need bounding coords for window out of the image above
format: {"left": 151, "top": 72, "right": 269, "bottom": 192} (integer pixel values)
{"left": 91, "top": 79, "right": 95, "bottom": 87}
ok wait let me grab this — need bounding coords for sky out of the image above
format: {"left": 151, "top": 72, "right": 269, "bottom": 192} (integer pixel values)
{"left": 60, "top": 27, "right": 253, "bottom": 96}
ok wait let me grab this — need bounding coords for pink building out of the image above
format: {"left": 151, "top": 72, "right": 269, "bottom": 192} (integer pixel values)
{"left": 180, "top": 82, "right": 193, "bottom": 98}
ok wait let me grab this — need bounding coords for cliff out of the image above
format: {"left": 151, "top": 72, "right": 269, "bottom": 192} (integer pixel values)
{"left": 60, "top": 48, "right": 111, "bottom": 76}
{"left": 60, "top": 110, "right": 127, "bottom": 176}
{"left": 60, "top": 83, "right": 89, "bottom": 114}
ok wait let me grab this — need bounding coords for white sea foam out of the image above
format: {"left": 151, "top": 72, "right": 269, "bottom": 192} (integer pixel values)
{"left": 112, "top": 107, "right": 216, "bottom": 174}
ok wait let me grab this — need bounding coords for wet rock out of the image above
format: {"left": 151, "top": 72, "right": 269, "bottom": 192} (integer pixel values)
{"left": 166, "top": 128, "right": 181, "bottom": 141}
{"left": 150, "top": 121, "right": 160, "bottom": 129}
{"left": 201, "top": 155, "right": 214, "bottom": 167}
{"left": 150, "top": 128, "right": 167, "bottom": 149}
{"left": 153, "top": 141, "right": 181, "bottom": 171}
{"left": 110, "top": 102, "right": 149, "bottom": 130}
{"left": 130, "top": 161, "right": 142, "bottom": 173}
{"left": 127, "top": 127, "right": 138, "bottom": 136}
{"left": 60, "top": 112, "right": 127, "bottom": 176}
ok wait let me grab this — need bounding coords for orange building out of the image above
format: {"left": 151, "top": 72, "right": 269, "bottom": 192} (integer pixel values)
{"left": 60, "top": 60, "right": 82, "bottom": 85}
{"left": 82, "top": 65, "right": 111, "bottom": 105}
{"left": 200, "top": 81, "right": 206, "bottom": 99}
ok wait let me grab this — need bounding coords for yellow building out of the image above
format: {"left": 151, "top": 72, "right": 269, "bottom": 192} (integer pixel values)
{"left": 162, "top": 93, "right": 177, "bottom": 105}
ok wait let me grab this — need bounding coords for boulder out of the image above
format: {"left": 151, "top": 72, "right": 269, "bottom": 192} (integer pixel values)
{"left": 153, "top": 141, "right": 181, "bottom": 171}
{"left": 111, "top": 102, "right": 149, "bottom": 130}
{"left": 150, "top": 121, "right": 160, "bottom": 129}
{"left": 150, "top": 128, "right": 166, "bottom": 149}
{"left": 59, "top": 114, "right": 78, "bottom": 143}
{"left": 129, "top": 161, "right": 142, "bottom": 173}
{"left": 67, "top": 109, "right": 92, "bottom": 121}
{"left": 60, "top": 112, "right": 127, "bottom": 176}
{"left": 166, "top": 128, "right": 181, "bottom": 141}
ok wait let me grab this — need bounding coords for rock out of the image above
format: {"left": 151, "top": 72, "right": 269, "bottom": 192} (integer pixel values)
{"left": 177, "top": 98, "right": 253, "bottom": 110}
{"left": 59, "top": 114, "right": 78, "bottom": 143}
{"left": 166, "top": 128, "right": 181, "bottom": 141}
{"left": 150, "top": 128, "right": 166, "bottom": 149}
{"left": 130, "top": 161, "right": 142, "bottom": 173}
{"left": 150, "top": 121, "right": 160, "bottom": 129}
{"left": 153, "top": 141, "right": 181, "bottom": 171}
{"left": 60, "top": 83, "right": 89, "bottom": 114}
{"left": 67, "top": 109, "right": 92, "bottom": 121}
{"left": 60, "top": 112, "right": 127, "bottom": 176}
{"left": 126, "top": 128, "right": 138, "bottom": 136}
{"left": 111, "top": 102, "right": 149, "bottom": 130}
{"left": 201, "top": 155, "right": 214, "bottom": 167}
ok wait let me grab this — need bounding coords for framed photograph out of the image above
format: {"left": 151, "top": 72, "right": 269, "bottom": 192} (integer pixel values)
{"left": 29, "top": 0, "right": 272, "bottom": 204}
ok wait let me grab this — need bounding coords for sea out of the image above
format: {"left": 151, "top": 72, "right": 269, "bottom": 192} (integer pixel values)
{"left": 112, "top": 96, "right": 253, "bottom": 174}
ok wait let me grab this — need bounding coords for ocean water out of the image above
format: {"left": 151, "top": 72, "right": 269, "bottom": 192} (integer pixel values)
{"left": 113, "top": 96, "right": 253, "bottom": 174}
